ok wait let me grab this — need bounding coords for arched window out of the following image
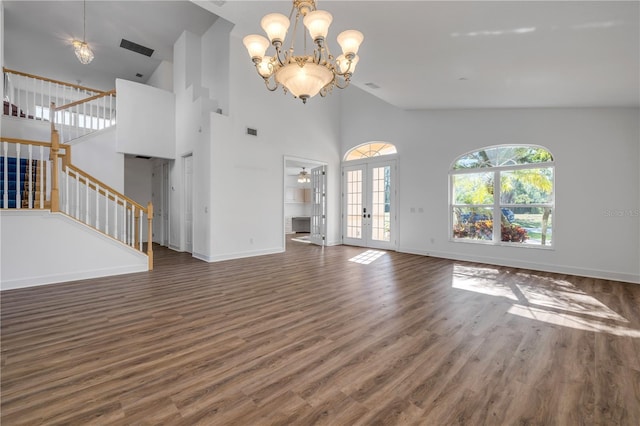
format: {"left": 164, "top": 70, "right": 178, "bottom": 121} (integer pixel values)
{"left": 344, "top": 142, "right": 397, "bottom": 161}
{"left": 450, "top": 145, "right": 554, "bottom": 247}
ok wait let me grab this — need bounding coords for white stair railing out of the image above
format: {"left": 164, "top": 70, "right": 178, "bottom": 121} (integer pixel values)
{"left": 3, "top": 68, "right": 116, "bottom": 144}
{"left": 52, "top": 91, "right": 116, "bottom": 144}
{"left": 60, "top": 164, "right": 152, "bottom": 257}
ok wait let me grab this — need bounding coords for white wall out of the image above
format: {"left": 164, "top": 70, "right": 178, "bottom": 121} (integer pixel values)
{"left": 71, "top": 126, "right": 124, "bottom": 192}
{"left": 201, "top": 17, "right": 232, "bottom": 115}
{"left": 203, "top": 29, "right": 342, "bottom": 261}
{"left": 116, "top": 79, "right": 175, "bottom": 159}
{"left": 341, "top": 87, "right": 640, "bottom": 283}
{"left": 169, "top": 23, "right": 343, "bottom": 262}
{"left": 172, "top": 31, "right": 206, "bottom": 255}
{"left": 124, "top": 156, "right": 153, "bottom": 240}
{"left": 146, "top": 60, "right": 174, "bottom": 92}
{"left": 1, "top": 116, "right": 50, "bottom": 141}
{"left": 0, "top": 211, "right": 148, "bottom": 289}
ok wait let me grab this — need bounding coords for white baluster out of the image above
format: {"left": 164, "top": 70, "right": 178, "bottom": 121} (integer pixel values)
{"left": 95, "top": 183, "right": 100, "bottom": 230}
{"left": 27, "top": 145, "right": 33, "bottom": 209}
{"left": 15, "top": 144, "right": 21, "bottom": 209}
{"left": 48, "top": 81, "right": 52, "bottom": 122}
{"left": 105, "top": 190, "right": 109, "bottom": 235}
{"left": 122, "top": 200, "right": 127, "bottom": 244}
{"left": 75, "top": 171, "right": 80, "bottom": 219}
{"left": 139, "top": 210, "right": 143, "bottom": 251}
{"left": 102, "top": 96, "right": 107, "bottom": 129}
{"left": 40, "top": 78, "right": 44, "bottom": 120}
{"left": 17, "top": 76, "right": 21, "bottom": 117}
{"left": 65, "top": 167, "right": 70, "bottom": 214}
{"left": 85, "top": 174, "right": 90, "bottom": 223}
{"left": 3, "top": 142, "right": 8, "bottom": 208}
{"left": 113, "top": 195, "right": 118, "bottom": 239}
{"left": 31, "top": 76, "right": 35, "bottom": 119}
{"left": 39, "top": 146, "right": 44, "bottom": 208}
{"left": 75, "top": 104, "right": 79, "bottom": 140}
{"left": 129, "top": 207, "right": 133, "bottom": 246}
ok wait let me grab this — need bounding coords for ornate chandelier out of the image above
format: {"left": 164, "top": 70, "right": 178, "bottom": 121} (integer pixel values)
{"left": 243, "top": 0, "right": 363, "bottom": 104}
{"left": 72, "top": 0, "right": 94, "bottom": 65}
{"left": 298, "top": 167, "right": 310, "bottom": 183}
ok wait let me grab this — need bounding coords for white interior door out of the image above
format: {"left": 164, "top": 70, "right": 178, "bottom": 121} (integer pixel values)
{"left": 162, "top": 162, "right": 169, "bottom": 246}
{"left": 343, "top": 159, "right": 396, "bottom": 249}
{"left": 310, "top": 165, "right": 327, "bottom": 246}
{"left": 184, "top": 155, "right": 193, "bottom": 253}
{"left": 152, "top": 163, "right": 162, "bottom": 244}
{"left": 152, "top": 161, "right": 170, "bottom": 246}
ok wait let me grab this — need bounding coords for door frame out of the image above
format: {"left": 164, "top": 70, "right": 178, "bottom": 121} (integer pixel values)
{"left": 183, "top": 153, "right": 193, "bottom": 253}
{"left": 283, "top": 155, "right": 328, "bottom": 249}
{"left": 152, "top": 160, "right": 170, "bottom": 246}
{"left": 342, "top": 156, "right": 398, "bottom": 250}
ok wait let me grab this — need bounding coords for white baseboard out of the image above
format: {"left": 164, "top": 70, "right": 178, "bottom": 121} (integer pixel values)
{"left": 1, "top": 264, "right": 148, "bottom": 291}
{"left": 196, "top": 247, "right": 284, "bottom": 263}
{"left": 399, "top": 246, "right": 640, "bottom": 285}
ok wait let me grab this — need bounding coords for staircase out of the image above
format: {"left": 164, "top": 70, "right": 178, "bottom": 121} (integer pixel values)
{"left": 1, "top": 68, "right": 154, "bottom": 287}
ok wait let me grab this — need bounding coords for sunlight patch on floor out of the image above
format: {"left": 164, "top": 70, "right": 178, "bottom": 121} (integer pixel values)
{"left": 515, "top": 280, "right": 627, "bottom": 322}
{"left": 452, "top": 265, "right": 519, "bottom": 301}
{"left": 508, "top": 305, "right": 640, "bottom": 337}
{"left": 349, "top": 250, "right": 386, "bottom": 265}
{"left": 452, "top": 264, "right": 634, "bottom": 336}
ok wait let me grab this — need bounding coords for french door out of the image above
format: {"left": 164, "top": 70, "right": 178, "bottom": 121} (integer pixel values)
{"left": 342, "top": 159, "right": 396, "bottom": 250}
{"left": 309, "top": 165, "right": 327, "bottom": 246}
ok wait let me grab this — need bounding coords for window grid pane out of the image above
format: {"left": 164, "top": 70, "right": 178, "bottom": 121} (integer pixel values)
{"left": 371, "top": 166, "right": 390, "bottom": 242}
{"left": 451, "top": 145, "right": 554, "bottom": 247}
{"left": 346, "top": 170, "right": 362, "bottom": 239}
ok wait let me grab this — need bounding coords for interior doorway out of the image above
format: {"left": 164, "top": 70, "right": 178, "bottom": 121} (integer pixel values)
{"left": 151, "top": 159, "right": 170, "bottom": 246}
{"left": 283, "top": 156, "right": 327, "bottom": 249}
{"left": 183, "top": 154, "right": 193, "bottom": 253}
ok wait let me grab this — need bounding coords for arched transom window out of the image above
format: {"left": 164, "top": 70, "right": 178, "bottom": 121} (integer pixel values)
{"left": 344, "top": 142, "right": 397, "bottom": 161}
{"left": 450, "top": 145, "right": 555, "bottom": 247}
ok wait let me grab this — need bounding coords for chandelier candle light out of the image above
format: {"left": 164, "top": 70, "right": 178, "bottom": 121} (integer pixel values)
{"left": 72, "top": 0, "right": 94, "bottom": 65}
{"left": 243, "top": 0, "right": 363, "bottom": 103}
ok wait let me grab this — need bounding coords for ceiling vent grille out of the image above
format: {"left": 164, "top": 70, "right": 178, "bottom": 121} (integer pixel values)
{"left": 120, "top": 39, "right": 154, "bottom": 57}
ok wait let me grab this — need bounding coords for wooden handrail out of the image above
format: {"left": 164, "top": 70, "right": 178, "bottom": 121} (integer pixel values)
{"left": 3, "top": 67, "right": 107, "bottom": 94}
{"left": 0, "top": 137, "right": 51, "bottom": 148}
{"left": 65, "top": 164, "right": 145, "bottom": 212}
{"left": 55, "top": 90, "right": 117, "bottom": 112}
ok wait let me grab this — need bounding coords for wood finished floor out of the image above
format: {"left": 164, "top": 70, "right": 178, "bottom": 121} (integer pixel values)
{"left": 2, "top": 238, "right": 639, "bottom": 425}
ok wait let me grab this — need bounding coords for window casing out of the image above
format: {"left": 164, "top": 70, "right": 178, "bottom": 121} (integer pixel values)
{"left": 450, "top": 145, "right": 554, "bottom": 248}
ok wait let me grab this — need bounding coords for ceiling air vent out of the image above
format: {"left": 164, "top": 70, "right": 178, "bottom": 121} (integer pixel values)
{"left": 364, "top": 82, "right": 381, "bottom": 89}
{"left": 120, "top": 39, "right": 154, "bottom": 57}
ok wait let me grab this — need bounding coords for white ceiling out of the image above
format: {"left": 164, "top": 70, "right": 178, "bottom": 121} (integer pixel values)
{"left": 4, "top": 1, "right": 639, "bottom": 109}
{"left": 3, "top": 1, "right": 218, "bottom": 91}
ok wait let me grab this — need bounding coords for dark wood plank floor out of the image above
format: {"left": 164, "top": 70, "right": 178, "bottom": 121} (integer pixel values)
{"left": 2, "top": 238, "right": 639, "bottom": 425}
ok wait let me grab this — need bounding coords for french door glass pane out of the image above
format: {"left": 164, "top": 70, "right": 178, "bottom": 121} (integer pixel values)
{"left": 371, "top": 166, "right": 390, "bottom": 242}
{"left": 346, "top": 169, "right": 362, "bottom": 238}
